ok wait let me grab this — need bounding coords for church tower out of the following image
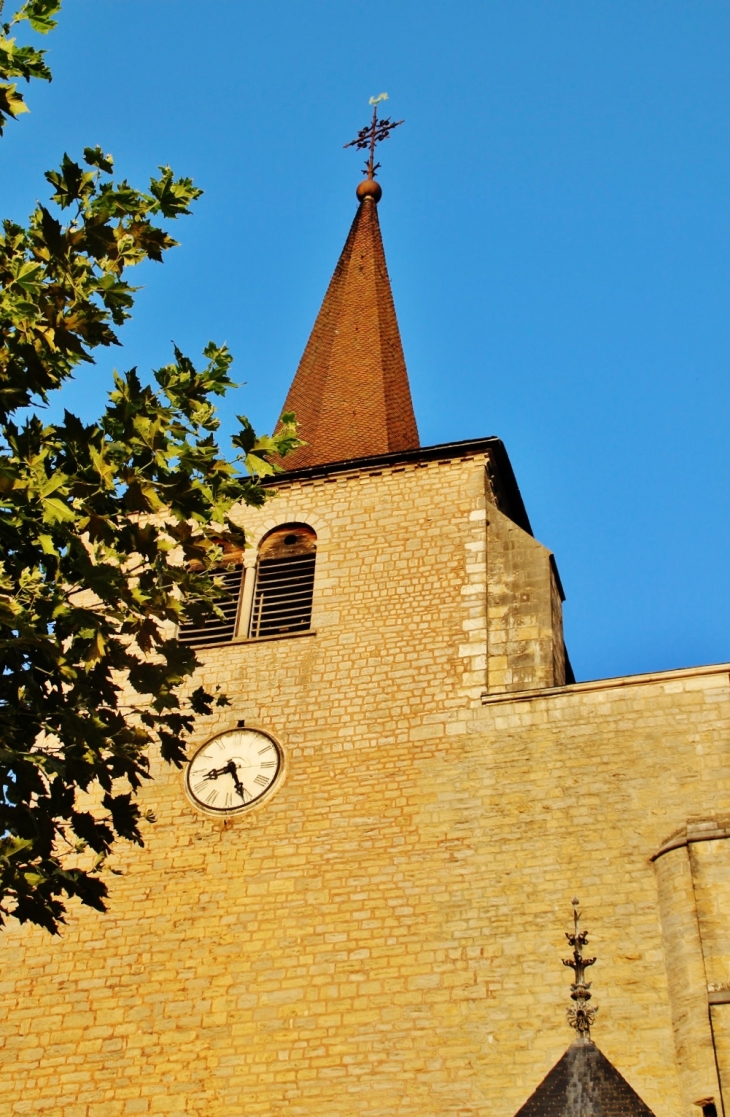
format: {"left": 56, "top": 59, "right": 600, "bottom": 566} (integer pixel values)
{"left": 2, "top": 107, "right": 730, "bottom": 1117}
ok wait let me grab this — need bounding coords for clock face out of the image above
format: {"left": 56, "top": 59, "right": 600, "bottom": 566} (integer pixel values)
{"left": 185, "top": 728, "right": 282, "bottom": 815}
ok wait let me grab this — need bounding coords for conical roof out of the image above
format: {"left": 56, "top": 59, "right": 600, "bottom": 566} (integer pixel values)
{"left": 514, "top": 1041, "right": 657, "bottom": 1117}
{"left": 278, "top": 186, "right": 419, "bottom": 470}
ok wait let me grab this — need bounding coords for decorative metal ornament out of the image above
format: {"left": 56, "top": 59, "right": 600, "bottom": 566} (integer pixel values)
{"left": 344, "top": 92, "right": 404, "bottom": 180}
{"left": 562, "top": 897, "right": 598, "bottom": 1040}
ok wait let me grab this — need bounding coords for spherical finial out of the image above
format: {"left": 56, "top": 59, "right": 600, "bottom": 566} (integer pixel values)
{"left": 356, "top": 178, "right": 382, "bottom": 203}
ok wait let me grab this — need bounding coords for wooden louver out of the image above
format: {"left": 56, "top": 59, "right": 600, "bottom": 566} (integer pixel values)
{"left": 249, "top": 525, "right": 316, "bottom": 639}
{"left": 177, "top": 565, "right": 244, "bottom": 649}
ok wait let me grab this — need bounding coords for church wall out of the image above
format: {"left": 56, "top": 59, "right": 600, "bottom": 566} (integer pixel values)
{"left": 216, "top": 448, "right": 565, "bottom": 712}
{"left": 685, "top": 831, "right": 730, "bottom": 1107}
{"left": 549, "top": 560, "right": 567, "bottom": 688}
{"left": 1, "top": 648, "right": 728, "bottom": 1117}
{"left": 0, "top": 452, "right": 723, "bottom": 1117}
{"left": 218, "top": 450, "right": 495, "bottom": 724}
{"left": 645, "top": 839, "right": 720, "bottom": 1113}
{"left": 710, "top": 1005, "right": 730, "bottom": 1111}
{"left": 472, "top": 666, "right": 730, "bottom": 1117}
{"left": 485, "top": 505, "right": 565, "bottom": 693}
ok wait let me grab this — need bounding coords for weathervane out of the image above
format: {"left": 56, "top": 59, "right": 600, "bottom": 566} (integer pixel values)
{"left": 345, "top": 93, "right": 404, "bottom": 180}
{"left": 562, "top": 897, "right": 598, "bottom": 1041}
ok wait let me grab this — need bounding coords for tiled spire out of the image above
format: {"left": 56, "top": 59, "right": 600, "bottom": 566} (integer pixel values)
{"left": 277, "top": 180, "right": 419, "bottom": 470}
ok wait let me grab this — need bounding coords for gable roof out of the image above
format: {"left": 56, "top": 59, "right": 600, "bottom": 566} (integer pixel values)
{"left": 514, "top": 1041, "right": 657, "bottom": 1117}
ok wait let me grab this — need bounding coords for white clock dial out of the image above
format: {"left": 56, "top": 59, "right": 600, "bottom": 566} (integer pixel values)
{"left": 185, "top": 728, "right": 282, "bottom": 815}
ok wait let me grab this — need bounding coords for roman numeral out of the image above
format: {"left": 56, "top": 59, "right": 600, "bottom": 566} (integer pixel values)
{"left": 258, "top": 745, "right": 274, "bottom": 754}
{"left": 260, "top": 761, "right": 276, "bottom": 769}
{"left": 193, "top": 781, "right": 207, "bottom": 795}
{"left": 254, "top": 774, "right": 269, "bottom": 787}
{"left": 206, "top": 789, "right": 218, "bottom": 805}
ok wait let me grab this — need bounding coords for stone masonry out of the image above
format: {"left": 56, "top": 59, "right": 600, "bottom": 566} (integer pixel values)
{"left": 1, "top": 448, "right": 729, "bottom": 1117}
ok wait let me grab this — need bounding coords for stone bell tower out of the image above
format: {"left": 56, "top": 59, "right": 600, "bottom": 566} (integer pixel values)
{"left": 2, "top": 103, "right": 730, "bottom": 1117}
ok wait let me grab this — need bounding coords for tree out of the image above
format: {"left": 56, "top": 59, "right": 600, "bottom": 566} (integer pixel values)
{"left": 0, "top": 1, "right": 299, "bottom": 933}
{"left": 0, "top": 0, "right": 57, "bottom": 134}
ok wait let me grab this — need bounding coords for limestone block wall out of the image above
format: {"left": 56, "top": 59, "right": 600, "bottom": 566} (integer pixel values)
{"left": 653, "top": 842, "right": 721, "bottom": 1112}
{"left": 484, "top": 504, "right": 566, "bottom": 693}
{"left": 226, "top": 449, "right": 495, "bottom": 721}
{"left": 654, "top": 821, "right": 730, "bottom": 1111}
{"left": 3, "top": 444, "right": 707, "bottom": 1117}
{"left": 220, "top": 448, "right": 565, "bottom": 712}
{"left": 694, "top": 833, "right": 730, "bottom": 1102}
{"left": 470, "top": 666, "right": 730, "bottom": 1117}
{"left": 1, "top": 661, "right": 728, "bottom": 1117}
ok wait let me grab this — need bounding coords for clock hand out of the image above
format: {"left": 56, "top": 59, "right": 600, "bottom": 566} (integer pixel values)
{"left": 225, "top": 759, "right": 247, "bottom": 801}
{"left": 203, "top": 764, "right": 230, "bottom": 781}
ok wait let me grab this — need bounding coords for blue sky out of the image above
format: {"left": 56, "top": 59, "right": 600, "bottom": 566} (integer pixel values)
{"left": 4, "top": 0, "right": 730, "bottom": 682}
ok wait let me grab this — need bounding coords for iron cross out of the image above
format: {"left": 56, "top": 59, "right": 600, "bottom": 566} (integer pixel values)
{"left": 344, "top": 93, "right": 404, "bottom": 179}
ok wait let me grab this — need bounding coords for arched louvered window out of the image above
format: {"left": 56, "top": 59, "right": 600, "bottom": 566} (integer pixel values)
{"left": 249, "top": 524, "right": 316, "bottom": 638}
{"left": 178, "top": 545, "right": 244, "bottom": 649}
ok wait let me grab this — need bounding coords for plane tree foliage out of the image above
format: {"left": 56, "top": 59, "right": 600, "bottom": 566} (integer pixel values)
{"left": 0, "top": 1, "right": 299, "bottom": 933}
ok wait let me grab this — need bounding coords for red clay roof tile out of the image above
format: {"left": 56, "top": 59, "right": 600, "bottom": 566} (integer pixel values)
{"left": 277, "top": 192, "right": 419, "bottom": 469}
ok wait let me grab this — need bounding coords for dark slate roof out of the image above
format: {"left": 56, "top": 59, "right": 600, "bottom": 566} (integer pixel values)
{"left": 514, "top": 1041, "right": 657, "bottom": 1117}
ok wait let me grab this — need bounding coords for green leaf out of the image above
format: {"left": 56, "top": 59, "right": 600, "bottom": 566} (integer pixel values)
{"left": 83, "top": 145, "right": 114, "bottom": 174}
{"left": 148, "top": 166, "right": 203, "bottom": 217}
{"left": 0, "top": 39, "right": 52, "bottom": 82}
{"left": 45, "top": 153, "right": 95, "bottom": 208}
{"left": 0, "top": 81, "right": 29, "bottom": 132}
{"left": 0, "top": 836, "right": 35, "bottom": 861}
{"left": 17, "top": 0, "right": 63, "bottom": 34}
{"left": 11, "top": 258, "right": 43, "bottom": 294}
{"left": 88, "top": 444, "right": 116, "bottom": 489}
{"left": 84, "top": 628, "right": 106, "bottom": 666}
{"left": 38, "top": 204, "right": 64, "bottom": 253}
{"left": 40, "top": 495, "right": 75, "bottom": 523}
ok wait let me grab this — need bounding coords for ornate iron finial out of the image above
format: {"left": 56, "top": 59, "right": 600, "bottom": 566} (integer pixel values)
{"left": 562, "top": 897, "right": 598, "bottom": 1041}
{"left": 344, "top": 92, "right": 404, "bottom": 180}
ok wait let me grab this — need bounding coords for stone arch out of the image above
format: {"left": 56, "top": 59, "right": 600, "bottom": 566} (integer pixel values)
{"left": 245, "top": 507, "right": 331, "bottom": 553}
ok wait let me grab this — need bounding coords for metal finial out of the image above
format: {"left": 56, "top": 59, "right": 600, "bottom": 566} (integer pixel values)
{"left": 344, "top": 93, "right": 404, "bottom": 180}
{"left": 562, "top": 898, "right": 598, "bottom": 1041}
